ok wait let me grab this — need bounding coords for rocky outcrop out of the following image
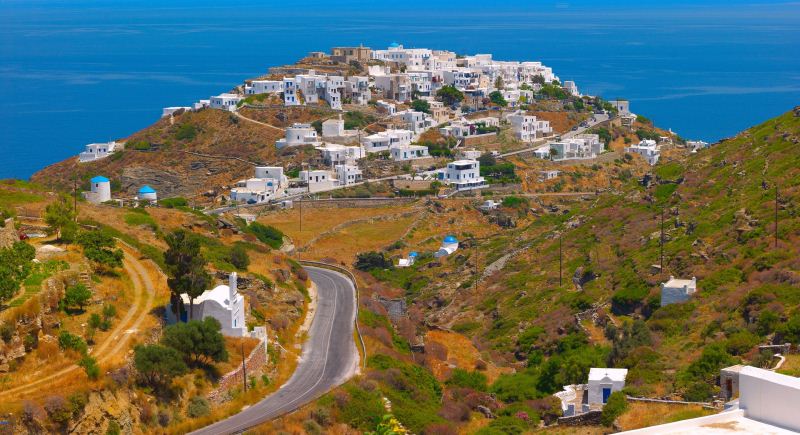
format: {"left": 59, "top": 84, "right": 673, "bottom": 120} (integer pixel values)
{"left": 69, "top": 389, "right": 141, "bottom": 435}
{"left": 0, "top": 218, "right": 18, "bottom": 249}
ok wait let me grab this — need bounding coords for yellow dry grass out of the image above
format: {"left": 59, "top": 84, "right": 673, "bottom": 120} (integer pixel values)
{"left": 616, "top": 402, "right": 715, "bottom": 431}
{"left": 304, "top": 214, "right": 417, "bottom": 262}
{"left": 425, "top": 330, "right": 511, "bottom": 384}
{"left": 777, "top": 354, "right": 800, "bottom": 377}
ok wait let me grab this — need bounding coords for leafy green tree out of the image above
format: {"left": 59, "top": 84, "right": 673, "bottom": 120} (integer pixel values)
{"left": 354, "top": 251, "right": 393, "bottom": 271}
{"left": 88, "top": 313, "right": 102, "bottom": 329}
{"left": 488, "top": 91, "right": 507, "bottom": 107}
{"left": 162, "top": 317, "right": 228, "bottom": 365}
{"left": 79, "top": 355, "right": 100, "bottom": 380}
{"left": 436, "top": 85, "right": 464, "bottom": 106}
{"left": 0, "top": 242, "right": 35, "bottom": 302}
{"left": 77, "top": 230, "right": 123, "bottom": 269}
{"left": 229, "top": 244, "right": 250, "bottom": 270}
{"left": 410, "top": 99, "right": 430, "bottom": 114}
{"left": 44, "top": 194, "right": 76, "bottom": 242}
{"left": 63, "top": 283, "right": 92, "bottom": 312}
{"left": 58, "top": 331, "right": 88, "bottom": 354}
{"left": 133, "top": 344, "right": 187, "bottom": 387}
{"left": 164, "top": 230, "right": 211, "bottom": 320}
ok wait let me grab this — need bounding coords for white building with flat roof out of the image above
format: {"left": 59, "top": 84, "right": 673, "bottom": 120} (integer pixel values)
{"left": 276, "top": 123, "right": 320, "bottom": 148}
{"left": 376, "top": 100, "right": 396, "bottom": 115}
{"left": 162, "top": 106, "right": 191, "bottom": 118}
{"left": 79, "top": 141, "right": 121, "bottom": 163}
{"left": 245, "top": 80, "right": 283, "bottom": 95}
{"left": 660, "top": 276, "right": 697, "bottom": 306}
{"left": 317, "top": 143, "right": 365, "bottom": 166}
{"left": 209, "top": 93, "right": 243, "bottom": 111}
{"left": 362, "top": 129, "right": 413, "bottom": 153}
{"left": 300, "top": 169, "right": 337, "bottom": 193}
{"left": 335, "top": 164, "right": 362, "bottom": 186}
{"left": 506, "top": 110, "right": 552, "bottom": 142}
{"left": 441, "top": 160, "right": 486, "bottom": 191}
{"left": 390, "top": 144, "right": 430, "bottom": 161}
{"left": 620, "top": 366, "right": 800, "bottom": 434}
{"left": 625, "top": 139, "right": 661, "bottom": 165}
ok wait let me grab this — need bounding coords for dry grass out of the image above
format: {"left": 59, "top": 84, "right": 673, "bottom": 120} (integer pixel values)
{"left": 425, "top": 330, "right": 510, "bottom": 384}
{"left": 616, "top": 402, "right": 715, "bottom": 431}
{"left": 777, "top": 354, "right": 800, "bottom": 377}
{"left": 215, "top": 336, "right": 262, "bottom": 374}
{"left": 305, "top": 214, "right": 417, "bottom": 262}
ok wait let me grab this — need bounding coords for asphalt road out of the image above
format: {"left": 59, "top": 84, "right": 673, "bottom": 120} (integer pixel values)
{"left": 191, "top": 266, "right": 358, "bottom": 435}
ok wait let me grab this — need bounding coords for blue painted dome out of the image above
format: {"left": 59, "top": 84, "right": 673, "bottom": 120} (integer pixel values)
{"left": 409, "top": 251, "right": 419, "bottom": 257}
{"left": 90, "top": 176, "right": 109, "bottom": 183}
{"left": 444, "top": 235, "right": 458, "bottom": 244}
{"left": 138, "top": 185, "right": 156, "bottom": 194}
{"left": 389, "top": 42, "right": 400, "bottom": 48}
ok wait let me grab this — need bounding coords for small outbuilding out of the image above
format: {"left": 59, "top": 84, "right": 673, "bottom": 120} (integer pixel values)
{"left": 138, "top": 185, "right": 157, "bottom": 203}
{"left": 435, "top": 236, "right": 459, "bottom": 258}
{"left": 84, "top": 176, "right": 111, "bottom": 204}
{"left": 660, "top": 276, "right": 697, "bottom": 306}
{"left": 587, "top": 367, "right": 628, "bottom": 406}
{"left": 398, "top": 251, "right": 418, "bottom": 267}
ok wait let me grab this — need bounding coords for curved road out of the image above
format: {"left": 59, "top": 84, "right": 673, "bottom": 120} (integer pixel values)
{"left": 191, "top": 266, "right": 358, "bottom": 435}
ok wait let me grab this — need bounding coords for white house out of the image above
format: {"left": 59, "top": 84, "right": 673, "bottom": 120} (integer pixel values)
{"left": 300, "top": 169, "right": 337, "bottom": 193}
{"left": 506, "top": 110, "right": 552, "bottom": 142}
{"left": 610, "top": 99, "right": 630, "bottom": 114}
{"left": 479, "top": 200, "right": 499, "bottom": 211}
{"left": 399, "top": 110, "right": 434, "bottom": 133}
{"left": 322, "top": 117, "right": 346, "bottom": 137}
{"left": 83, "top": 176, "right": 111, "bottom": 204}
{"left": 335, "top": 164, "right": 363, "bottom": 186}
{"left": 209, "top": 93, "right": 243, "bottom": 111}
{"left": 441, "top": 160, "right": 486, "bottom": 191}
{"left": 79, "top": 141, "right": 120, "bottom": 163}
{"left": 660, "top": 276, "right": 697, "bottom": 306}
{"left": 625, "top": 139, "right": 661, "bottom": 165}
{"left": 276, "top": 123, "right": 320, "bottom": 148}
{"left": 193, "top": 99, "right": 210, "bottom": 111}
{"left": 376, "top": 100, "right": 396, "bottom": 115}
{"left": 588, "top": 368, "right": 628, "bottom": 408}
{"left": 550, "top": 134, "right": 603, "bottom": 160}
{"left": 687, "top": 140, "right": 709, "bottom": 152}
{"left": 397, "top": 251, "right": 418, "bottom": 267}
{"left": 245, "top": 80, "right": 283, "bottom": 95}
{"left": 230, "top": 174, "right": 285, "bottom": 204}
{"left": 178, "top": 272, "right": 246, "bottom": 337}
{"left": 435, "top": 236, "right": 459, "bottom": 258}
{"left": 317, "top": 143, "right": 365, "bottom": 166}
{"left": 440, "top": 117, "right": 499, "bottom": 139}
{"left": 620, "top": 366, "right": 800, "bottom": 434}
{"left": 390, "top": 144, "right": 430, "bottom": 161}
{"left": 563, "top": 80, "right": 579, "bottom": 96}
{"left": 344, "top": 76, "right": 371, "bottom": 105}
{"left": 362, "top": 129, "right": 413, "bottom": 153}
{"left": 540, "top": 170, "right": 560, "bottom": 181}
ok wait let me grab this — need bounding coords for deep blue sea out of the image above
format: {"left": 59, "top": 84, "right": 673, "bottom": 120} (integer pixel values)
{"left": 1, "top": 0, "right": 798, "bottom": 179}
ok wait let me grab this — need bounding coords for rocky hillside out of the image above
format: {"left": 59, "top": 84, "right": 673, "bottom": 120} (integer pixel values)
{"left": 314, "top": 108, "right": 800, "bottom": 434}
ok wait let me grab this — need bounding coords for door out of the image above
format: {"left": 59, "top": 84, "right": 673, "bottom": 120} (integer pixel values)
{"left": 602, "top": 387, "right": 612, "bottom": 403}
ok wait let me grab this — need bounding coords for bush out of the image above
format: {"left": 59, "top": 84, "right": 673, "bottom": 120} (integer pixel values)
{"left": 162, "top": 317, "right": 229, "bottom": 365}
{"left": 411, "top": 99, "right": 430, "bottom": 113}
{"left": 354, "top": 251, "right": 392, "bottom": 271}
{"left": 79, "top": 356, "right": 100, "bottom": 380}
{"left": 600, "top": 391, "right": 627, "bottom": 426}
{"left": 246, "top": 222, "right": 284, "bottom": 249}
{"left": 160, "top": 197, "right": 189, "bottom": 208}
{"left": 58, "top": 331, "right": 87, "bottom": 355}
{"left": 446, "top": 368, "right": 488, "bottom": 391}
{"left": 187, "top": 396, "right": 210, "bottom": 418}
{"left": 175, "top": 123, "right": 197, "bottom": 141}
{"left": 229, "top": 244, "right": 250, "bottom": 270}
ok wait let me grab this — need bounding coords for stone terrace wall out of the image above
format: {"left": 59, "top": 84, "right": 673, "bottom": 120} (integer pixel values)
{"left": 208, "top": 338, "right": 268, "bottom": 403}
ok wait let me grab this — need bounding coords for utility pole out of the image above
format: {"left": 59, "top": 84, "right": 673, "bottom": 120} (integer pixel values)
{"left": 474, "top": 238, "right": 479, "bottom": 293}
{"left": 775, "top": 185, "right": 779, "bottom": 249}
{"left": 73, "top": 176, "right": 78, "bottom": 222}
{"left": 241, "top": 341, "right": 248, "bottom": 393}
{"left": 660, "top": 207, "right": 665, "bottom": 272}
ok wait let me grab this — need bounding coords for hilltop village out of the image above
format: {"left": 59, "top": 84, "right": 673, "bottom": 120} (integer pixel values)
{"left": 68, "top": 43, "right": 707, "bottom": 207}
{"left": 2, "top": 43, "right": 799, "bottom": 435}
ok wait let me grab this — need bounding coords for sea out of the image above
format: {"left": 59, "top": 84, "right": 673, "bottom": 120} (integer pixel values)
{"left": 1, "top": 0, "right": 799, "bottom": 180}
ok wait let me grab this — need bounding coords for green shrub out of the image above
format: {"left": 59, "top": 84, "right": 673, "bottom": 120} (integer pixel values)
{"left": 446, "top": 368, "right": 488, "bottom": 391}
{"left": 159, "top": 197, "right": 189, "bottom": 208}
{"left": 246, "top": 222, "right": 284, "bottom": 249}
{"left": 229, "top": 244, "right": 250, "bottom": 270}
{"left": 354, "top": 251, "right": 392, "bottom": 271}
{"left": 58, "top": 331, "right": 88, "bottom": 355}
{"left": 600, "top": 391, "right": 627, "bottom": 426}
{"left": 175, "top": 123, "right": 197, "bottom": 141}
{"left": 79, "top": 355, "right": 100, "bottom": 380}
{"left": 187, "top": 396, "right": 210, "bottom": 418}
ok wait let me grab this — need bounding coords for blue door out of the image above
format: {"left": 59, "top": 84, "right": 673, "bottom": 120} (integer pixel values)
{"left": 602, "top": 387, "right": 612, "bottom": 403}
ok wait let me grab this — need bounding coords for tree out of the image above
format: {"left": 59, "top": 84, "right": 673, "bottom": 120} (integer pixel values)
{"left": 164, "top": 230, "right": 211, "bottom": 321}
{"left": 77, "top": 230, "right": 123, "bottom": 270}
{"left": 63, "top": 284, "right": 92, "bottom": 312}
{"left": 478, "top": 153, "right": 497, "bottom": 167}
{"left": 410, "top": 99, "right": 430, "bottom": 114}
{"left": 354, "top": 251, "right": 393, "bottom": 271}
{"left": 229, "top": 244, "right": 250, "bottom": 270}
{"left": 600, "top": 391, "right": 627, "bottom": 426}
{"left": 494, "top": 76, "right": 504, "bottom": 90}
{"left": 133, "top": 344, "right": 187, "bottom": 387}
{"left": 162, "top": 318, "right": 228, "bottom": 365}
{"left": 0, "top": 241, "right": 35, "bottom": 302}
{"left": 488, "top": 91, "right": 507, "bottom": 107}
{"left": 436, "top": 85, "right": 464, "bottom": 107}
{"left": 44, "top": 194, "right": 76, "bottom": 242}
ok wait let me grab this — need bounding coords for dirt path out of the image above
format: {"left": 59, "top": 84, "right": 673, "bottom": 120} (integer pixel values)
{"left": 234, "top": 110, "right": 286, "bottom": 132}
{"left": 0, "top": 247, "right": 161, "bottom": 399}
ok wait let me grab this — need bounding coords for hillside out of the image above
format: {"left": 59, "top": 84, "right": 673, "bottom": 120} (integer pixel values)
{"left": 249, "top": 108, "right": 800, "bottom": 434}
